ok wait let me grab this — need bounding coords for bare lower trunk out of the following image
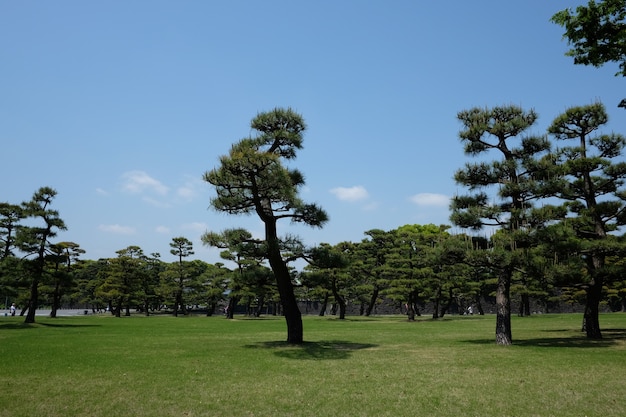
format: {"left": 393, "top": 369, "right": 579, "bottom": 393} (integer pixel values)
{"left": 365, "top": 288, "right": 379, "bottom": 317}
{"left": 439, "top": 287, "right": 454, "bottom": 318}
{"left": 495, "top": 269, "right": 512, "bottom": 345}
{"left": 331, "top": 275, "right": 346, "bottom": 320}
{"left": 518, "top": 294, "right": 531, "bottom": 317}
{"left": 406, "top": 301, "right": 416, "bottom": 321}
{"left": 318, "top": 293, "right": 328, "bottom": 317}
{"left": 226, "top": 296, "right": 237, "bottom": 319}
{"left": 255, "top": 296, "right": 265, "bottom": 317}
{"left": 266, "top": 238, "right": 302, "bottom": 342}
{"left": 432, "top": 287, "right": 441, "bottom": 319}
{"left": 582, "top": 254, "right": 603, "bottom": 339}
{"left": 583, "top": 282, "right": 603, "bottom": 339}
{"left": 24, "top": 280, "right": 38, "bottom": 324}
{"left": 475, "top": 295, "right": 484, "bottom": 315}
{"left": 260, "top": 214, "right": 303, "bottom": 343}
{"left": 50, "top": 282, "right": 61, "bottom": 318}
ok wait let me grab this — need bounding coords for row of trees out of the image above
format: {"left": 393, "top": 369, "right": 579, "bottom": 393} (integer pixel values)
{"left": 0, "top": 206, "right": 232, "bottom": 320}
{"left": 3, "top": 202, "right": 624, "bottom": 324}
{"left": 200, "top": 98, "right": 626, "bottom": 348}
{"left": 3, "top": 101, "right": 626, "bottom": 347}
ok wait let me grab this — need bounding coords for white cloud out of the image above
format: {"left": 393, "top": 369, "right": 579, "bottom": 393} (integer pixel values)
{"left": 330, "top": 185, "right": 369, "bottom": 202}
{"left": 121, "top": 170, "right": 169, "bottom": 195}
{"left": 409, "top": 193, "right": 449, "bottom": 207}
{"left": 363, "top": 202, "right": 379, "bottom": 211}
{"left": 177, "top": 179, "right": 202, "bottom": 200}
{"left": 98, "top": 224, "right": 136, "bottom": 235}
{"left": 96, "top": 188, "right": 109, "bottom": 196}
{"left": 177, "top": 185, "right": 196, "bottom": 199}
{"left": 142, "top": 196, "right": 171, "bottom": 208}
{"left": 182, "top": 222, "right": 208, "bottom": 233}
{"left": 155, "top": 225, "right": 171, "bottom": 234}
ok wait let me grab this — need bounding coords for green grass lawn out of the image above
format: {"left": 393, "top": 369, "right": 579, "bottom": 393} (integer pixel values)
{"left": 0, "top": 313, "right": 624, "bottom": 417}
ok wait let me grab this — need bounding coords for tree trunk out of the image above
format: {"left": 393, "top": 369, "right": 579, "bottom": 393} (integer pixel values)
{"left": 583, "top": 281, "right": 603, "bottom": 339}
{"left": 495, "top": 269, "right": 512, "bottom": 345}
{"left": 50, "top": 281, "right": 61, "bottom": 318}
{"left": 581, "top": 254, "right": 604, "bottom": 339}
{"left": 432, "top": 287, "right": 441, "bottom": 319}
{"left": 206, "top": 302, "right": 216, "bottom": 316}
{"left": 24, "top": 279, "right": 38, "bottom": 324}
{"left": 114, "top": 298, "right": 122, "bottom": 317}
{"left": 406, "top": 300, "right": 415, "bottom": 321}
{"left": 226, "top": 296, "right": 237, "bottom": 319}
{"left": 330, "top": 274, "right": 346, "bottom": 320}
{"left": 439, "top": 287, "right": 454, "bottom": 318}
{"left": 318, "top": 293, "right": 328, "bottom": 317}
{"left": 518, "top": 294, "right": 531, "bottom": 317}
{"left": 255, "top": 296, "right": 265, "bottom": 317}
{"left": 265, "top": 219, "right": 303, "bottom": 343}
{"left": 475, "top": 296, "right": 484, "bottom": 315}
{"left": 365, "top": 287, "right": 379, "bottom": 316}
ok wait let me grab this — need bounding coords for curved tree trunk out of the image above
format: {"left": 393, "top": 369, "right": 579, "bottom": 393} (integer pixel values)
{"left": 265, "top": 219, "right": 303, "bottom": 344}
{"left": 330, "top": 274, "right": 346, "bottom": 320}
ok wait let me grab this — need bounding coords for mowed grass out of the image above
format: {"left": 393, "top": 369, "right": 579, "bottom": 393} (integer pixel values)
{"left": 0, "top": 313, "right": 625, "bottom": 417}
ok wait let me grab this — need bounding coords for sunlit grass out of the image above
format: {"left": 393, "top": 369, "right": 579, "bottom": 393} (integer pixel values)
{"left": 0, "top": 313, "right": 624, "bottom": 416}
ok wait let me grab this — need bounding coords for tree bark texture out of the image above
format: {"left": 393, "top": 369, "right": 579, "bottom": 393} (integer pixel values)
{"left": 495, "top": 269, "right": 512, "bottom": 345}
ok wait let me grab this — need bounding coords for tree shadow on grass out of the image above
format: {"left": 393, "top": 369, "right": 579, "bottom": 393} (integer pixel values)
{"left": 244, "top": 340, "right": 378, "bottom": 360}
{"left": 0, "top": 322, "right": 101, "bottom": 330}
{"left": 462, "top": 328, "right": 626, "bottom": 348}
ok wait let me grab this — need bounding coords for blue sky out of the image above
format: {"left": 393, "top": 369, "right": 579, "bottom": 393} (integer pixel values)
{"left": 2, "top": 1, "right": 625, "bottom": 267}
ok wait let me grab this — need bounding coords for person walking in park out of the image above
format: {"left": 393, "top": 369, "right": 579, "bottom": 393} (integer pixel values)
{"left": 10, "top": 303, "right": 16, "bottom": 316}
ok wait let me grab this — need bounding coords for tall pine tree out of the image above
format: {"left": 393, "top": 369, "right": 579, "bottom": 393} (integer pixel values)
{"left": 451, "top": 105, "right": 552, "bottom": 345}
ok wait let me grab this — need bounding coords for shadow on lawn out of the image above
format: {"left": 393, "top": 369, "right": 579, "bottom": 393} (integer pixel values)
{"left": 244, "top": 340, "right": 377, "bottom": 360}
{"left": 0, "top": 322, "right": 101, "bottom": 330}
{"left": 463, "top": 328, "right": 626, "bottom": 348}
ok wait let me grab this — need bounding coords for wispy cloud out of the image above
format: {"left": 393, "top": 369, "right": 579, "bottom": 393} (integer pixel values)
{"left": 182, "top": 222, "right": 208, "bottom": 233}
{"left": 155, "top": 225, "right": 171, "bottom": 234}
{"left": 98, "top": 224, "right": 136, "bottom": 235}
{"left": 177, "top": 176, "right": 204, "bottom": 201}
{"left": 96, "top": 188, "right": 109, "bottom": 196}
{"left": 121, "top": 170, "right": 169, "bottom": 195}
{"left": 409, "top": 193, "right": 449, "bottom": 207}
{"left": 142, "top": 196, "right": 171, "bottom": 208}
{"left": 330, "top": 185, "right": 369, "bottom": 202}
